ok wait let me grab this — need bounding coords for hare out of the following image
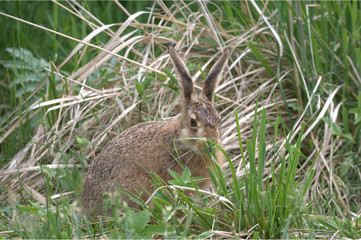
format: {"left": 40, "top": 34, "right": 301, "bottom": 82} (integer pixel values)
{"left": 81, "top": 45, "right": 231, "bottom": 216}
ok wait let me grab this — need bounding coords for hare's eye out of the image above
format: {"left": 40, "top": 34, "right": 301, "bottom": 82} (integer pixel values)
{"left": 190, "top": 118, "right": 197, "bottom": 127}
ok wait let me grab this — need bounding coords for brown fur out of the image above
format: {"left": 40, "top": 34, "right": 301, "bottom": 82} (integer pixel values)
{"left": 81, "top": 46, "right": 231, "bottom": 216}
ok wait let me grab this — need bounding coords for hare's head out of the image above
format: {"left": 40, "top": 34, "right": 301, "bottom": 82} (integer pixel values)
{"left": 169, "top": 45, "right": 231, "bottom": 153}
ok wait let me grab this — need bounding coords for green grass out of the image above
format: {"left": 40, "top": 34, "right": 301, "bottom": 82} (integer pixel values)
{"left": 1, "top": 0, "right": 360, "bottom": 238}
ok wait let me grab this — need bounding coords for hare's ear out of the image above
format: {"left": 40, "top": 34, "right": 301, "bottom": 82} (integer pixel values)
{"left": 169, "top": 45, "right": 194, "bottom": 102}
{"left": 202, "top": 48, "right": 231, "bottom": 102}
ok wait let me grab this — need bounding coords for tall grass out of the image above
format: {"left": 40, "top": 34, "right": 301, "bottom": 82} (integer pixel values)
{"left": 0, "top": 0, "right": 360, "bottom": 238}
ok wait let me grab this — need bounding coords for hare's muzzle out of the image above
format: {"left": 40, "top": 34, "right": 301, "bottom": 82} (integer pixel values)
{"left": 196, "top": 137, "right": 218, "bottom": 153}
{"left": 206, "top": 138, "right": 219, "bottom": 151}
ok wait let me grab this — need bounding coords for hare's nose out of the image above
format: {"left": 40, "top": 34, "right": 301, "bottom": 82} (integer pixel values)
{"left": 207, "top": 138, "right": 218, "bottom": 144}
{"left": 206, "top": 138, "right": 217, "bottom": 150}
{"left": 206, "top": 141, "right": 212, "bottom": 152}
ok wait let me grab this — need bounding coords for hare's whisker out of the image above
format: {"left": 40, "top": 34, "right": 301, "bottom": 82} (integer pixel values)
{"left": 177, "top": 149, "right": 196, "bottom": 159}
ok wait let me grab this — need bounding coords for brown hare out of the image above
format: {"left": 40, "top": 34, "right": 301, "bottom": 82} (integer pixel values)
{"left": 81, "top": 45, "right": 231, "bottom": 216}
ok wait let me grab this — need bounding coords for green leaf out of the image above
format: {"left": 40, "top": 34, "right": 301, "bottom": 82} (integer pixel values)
{"left": 310, "top": 215, "right": 338, "bottom": 230}
{"left": 76, "top": 137, "right": 90, "bottom": 147}
{"left": 168, "top": 169, "right": 184, "bottom": 184}
{"left": 5, "top": 48, "right": 48, "bottom": 70}
{"left": 354, "top": 115, "right": 361, "bottom": 125}
{"left": 159, "top": 83, "right": 179, "bottom": 93}
{"left": 196, "top": 231, "right": 214, "bottom": 239}
{"left": 162, "top": 68, "right": 179, "bottom": 87}
{"left": 17, "top": 202, "right": 48, "bottom": 217}
{"left": 198, "top": 65, "right": 206, "bottom": 79}
{"left": 258, "top": 108, "right": 267, "bottom": 189}
{"left": 340, "top": 133, "right": 353, "bottom": 141}
{"left": 181, "top": 166, "right": 191, "bottom": 180}
{"left": 322, "top": 117, "right": 342, "bottom": 135}
{"left": 143, "top": 223, "right": 175, "bottom": 235}
{"left": 349, "top": 108, "right": 360, "bottom": 114}
{"left": 248, "top": 42, "right": 275, "bottom": 77}
{"left": 41, "top": 165, "right": 57, "bottom": 178}
{"left": 288, "top": 103, "right": 304, "bottom": 112}
{"left": 2, "top": 60, "right": 34, "bottom": 70}
{"left": 135, "top": 82, "right": 144, "bottom": 98}
{"left": 340, "top": 158, "right": 352, "bottom": 176}
{"left": 203, "top": 207, "right": 219, "bottom": 214}
{"left": 133, "top": 210, "right": 151, "bottom": 233}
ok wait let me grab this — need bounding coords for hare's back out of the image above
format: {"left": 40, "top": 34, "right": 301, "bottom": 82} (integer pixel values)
{"left": 91, "top": 120, "right": 179, "bottom": 174}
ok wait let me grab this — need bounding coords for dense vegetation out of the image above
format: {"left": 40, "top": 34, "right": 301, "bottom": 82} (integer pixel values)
{"left": 0, "top": 1, "right": 360, "bottom": 238}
